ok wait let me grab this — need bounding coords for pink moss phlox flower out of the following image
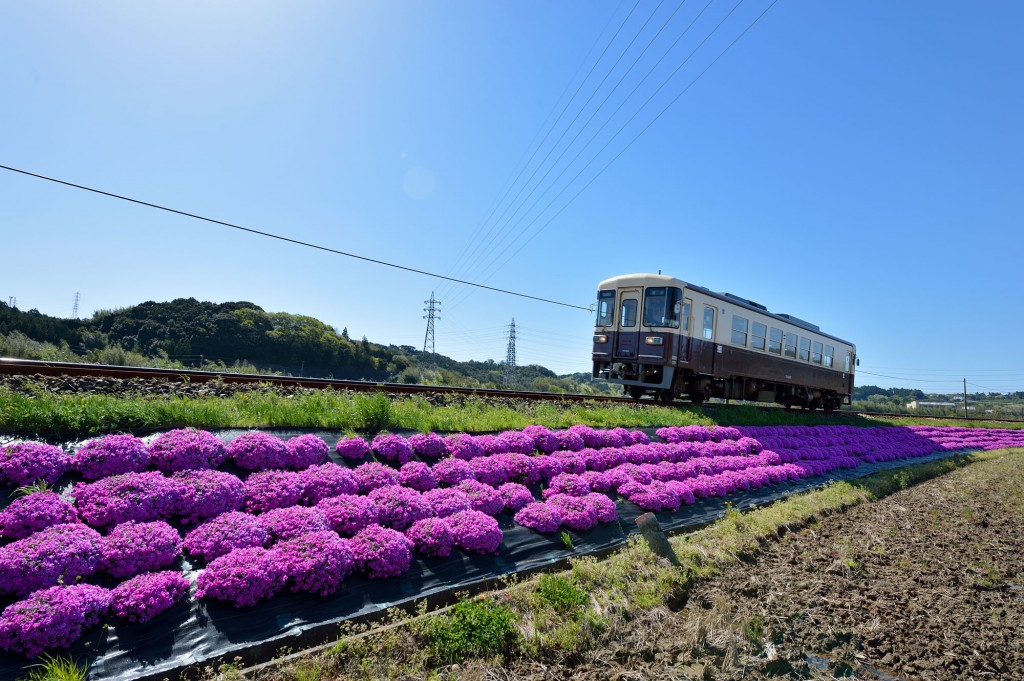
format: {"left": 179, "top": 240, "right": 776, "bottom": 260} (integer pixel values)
{"left": 447, "top": 510, "right": 502, "bottom": 554}
{"left": 371, "top": 434, "right": 414, "bottom": 465}
{"left": 72, "top": 434, "right": 150, "bottom": 480}
{"left": 628, "top": 430, "right": 651, "bottom": 445}
{"left": 317, "top": 494, "right": 379, "bottom": 536}
{"left": 405, "top": 517, "right": 455, "bottom": 558}
{"left": 243, "top": 469, "right": 305, "bottom": 514}
{"left": 475, "top": 434, "right": 510, "bottom": 456}
{"left": 274, "top": 530, "right": 354, "bottom": 596}
{"left": 285, "top": 434, "right": 330, "bottom": 470}
{"left": 444, "top": 433, "right": 484, "bottom": 460}
{"left": 493, "top": 452, "right": 541, "bottom": 485}
{"left": 664, "top": 480, "right": 697, "bottom": 505}
{"left": 226, "top": 431, "right": 288, "bottom": 471}
{"left": 352, "top": 461, "right": 399, "bottom": 494}
{"left": 513, "top": 502, "right": 562, "bottom": 534}
{"left": 422, "top": 487, "right": 473, "bottom": 518}
{"left": 543, "top": 473, "right": 591, "bottom": 499}
{"left": 546, "top": 494, "right": 599, "bottom": 531}
{"left": 398, "top": 461, "right": 437, "bottom": 491}
{"left": 522, "top": 425, "right": 559, "bottom": 453}
{"left": 408, "top": 432, "right": 449, "bottom": 459}
{"left": 0, "top": 583, "right": 110, "bottom": 658}
{"left": 468, "top": 456, "right": 509, "bottom": 486}
{"left": 335, "top": 436, "right": 371, "bottom": 461}
{"left": 0, "top": 491, "right": 78, "bottom": 540}
{"left": 0, "top": 441, "right": 68, "bottom": 487}
{"left": 256, "top": 506, "right": 329, "bottom": 544}
{"left": 148, "top": 428, "right": 226, "bottom": 473}
{"left": 532, "top": 455, "right": 565, "bottom": 482}
{"left": 101, "top": 520, "right": 182, "bottom": 579}
{"left": 585, "top": 493, "right": 619, "bottom": 523}
{"left": 171, "top": 469, "right": 245, "bottom": 524}
{"left": 497, "top": 482, "right": 534, "bottom": 513}
{"left": 299, "top": 463, "right": 358, "bottom": 504}
{"left": 655, "top": 425, "right": 715, "bottom": 444}
{"left": 0, "top": 523, "right": 103, "bottom": 597}
{"left": 368, "top": 485, "right": 431, "bottom": 531}
{"left": 349, "top": 525, "right": 413, "bottom": 579}
{"left": 602, "top": 428, "right": 628, "bottom": 448}
{"left": 195, "top": 547, "right": 286, "bottom": 607}
{"left": 623, "top": 480, "right": 681, "bottom": 512}
{"left": 432, "top": 457, "right": 476, "bottom": 486}
{"left": 580, "top": 470, "right": 612, "bottom": 494}
{"left": 73, "top": 471, "right": 178, "bottom": 528}
{"left": 497, "top": 430, "right": 535, "bottom": 455}
{"left": 109, "top": 570, "right": 190, "bottom": 624}
{"left": 568, "top": 425, "right": 606, "bottom": 448}
{"left": 183, "top": 511, "right": 269, "bottom": 562}
{"left": 552, "top": 451, "right": 587, "bottom": 475}
{"left": 583, "top": 447, "right": 624, "bottom": 471}
{"left": 554, "top": 429, "right": 585, "bottom": 452}
{"left": 456, "top": 480, "right": 504, "bottom": 516}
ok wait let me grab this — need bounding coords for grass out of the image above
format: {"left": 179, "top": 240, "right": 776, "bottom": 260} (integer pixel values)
{"left": 17, "top": 654, "right": 89, "bottom": 681}
{"left": 250, "top": 447, "right": 1020, "bottom": 681}
{"left": 6, "top": 383, "right": 1020, "bottom": 443}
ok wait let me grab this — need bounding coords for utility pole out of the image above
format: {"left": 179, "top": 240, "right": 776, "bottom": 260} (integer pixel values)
{"left": 423, "top": 292, "right": 440, "bottom": 365}
{"left": 72, "top": 292, "right": 80, "bottom": 319}
{"left": 963, "top": 378, "right": 968, "bottom": 418}
{"left": 503, "top": 318, "right": 518, "bottom": 387}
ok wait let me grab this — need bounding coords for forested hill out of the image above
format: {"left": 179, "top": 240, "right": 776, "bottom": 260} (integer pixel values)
{"left": 0, "top": 299, "right": 614, "bottom": 394}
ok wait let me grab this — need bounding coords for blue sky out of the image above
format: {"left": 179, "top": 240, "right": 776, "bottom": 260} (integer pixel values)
{"left": 1, "top": 1, "right": 1022, "bottom": 394}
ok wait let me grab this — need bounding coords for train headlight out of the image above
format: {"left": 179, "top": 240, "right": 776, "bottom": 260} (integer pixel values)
{"left": 645, "top": 336, "right": 663, "bottom": 346}
{"left": 593, "top": 334, "right": 608, "bottom": 344}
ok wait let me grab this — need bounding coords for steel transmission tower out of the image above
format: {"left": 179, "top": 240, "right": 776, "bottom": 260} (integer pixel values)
{"left": 72, "top": 292, "right": 80, "bottom": 318}
{"left": 423, "top": 292, "right": 441, "bottom": 357}
{"left": 502, "top": 318, "right": 518, "bottom": 387}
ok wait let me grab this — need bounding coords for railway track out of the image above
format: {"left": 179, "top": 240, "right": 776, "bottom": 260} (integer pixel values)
{"left": 2, "top": 358, "right": 1019, "bottom": 423}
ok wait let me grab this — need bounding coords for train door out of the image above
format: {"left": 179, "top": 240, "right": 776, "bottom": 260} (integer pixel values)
{"left": 613, "top": 287, "right": 641, "bottom": 360}
{"left": 695, "top": 303, "right": 717, "bottom": 374}
{"left": 676, "top": 297, "right": 693, "bottom": 363}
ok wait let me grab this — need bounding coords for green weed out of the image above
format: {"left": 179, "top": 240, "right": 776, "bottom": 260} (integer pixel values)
{"left": 424, "top": 597, "right": 518, "bottom": 664}
{"left": 18, "top": 654, "right": 88, "bottom": 681}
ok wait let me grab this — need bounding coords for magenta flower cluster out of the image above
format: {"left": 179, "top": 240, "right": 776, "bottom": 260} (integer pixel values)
{"left": 227, "top": 431, "right": 289, "bottom": 470}
{"left": 448, "top": 510, "right": 502, "bottom": 554}
{"left": 372, "top": 434, "right": 414, "bottom": 464}
{"left": 195, "top": 546, "right": 287, "bottom": 607}
{"left": 100, "top": 520, "right": 182, "bottom": 579}
{"left": 0, "top": 491, "right": 79, "bottom": 539}
{"left": 0, "top": 441, "right": 68, "bottom": 487}
{"left": 275, "top": 530, "right": 354, "bottom": 595}
{"left": 285, "top": 434, "right": 330, "bottom": 469}
{"left": 0, "top": 584, "right": 110, "bottom": 657}
{"left": 404, "top": 517, "right": 455, "bottom": 558}
{"left": 72, "top": 434, "right": 150, "bottom": 480}
{"left": 349, "top": 525, "right": 413, "bottom": 579}
{"left": 183, "top": 511, "right": 269, "bottom": 561}
{"left": 148, "top": 428, "right": 227, "bottom": 473}
{"left": 171, "top": 469, "right": 245, "bottom": 523}
{"left": 109, "top": 571, "right": 190, "bottom": 623}
{"left": 335, "top": 436, "right": 371, "bottom": 461}
{"left": 0, "top": 523, "right": 103, "bottom": 597}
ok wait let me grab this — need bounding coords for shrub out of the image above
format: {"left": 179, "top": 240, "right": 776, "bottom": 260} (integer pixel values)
{"left": 424, "top": 597, "right": 518, "bottom": 664}
{"left": 100, "top": 520, "right": 182, "bottom": 579}
{"left": 535, "top": 573, "right": 589, "bottom": 613}
{"left": 183, "top": 511, "right": 269, "bottom": 562}
{"left": 0, "top": 584, "right": 110, "bottom": 657}
{"left": 226, "top": 431, "right": 288, "bottom": 470}
{"left": 71, "top": 434, "right": 149, "bottom": 480}
{"left": 0, "top": 491, "right": 78, "bottom": 540}
{"left": 284, "top": 434, "right": 330, "bottom": 470}
{"left": 109, "top": 570, "right": 190, "bottom": 623}
{"left": 0, "top": 523, "right": 103, "bottom": 597}
{"left": 73, "top": 471, "right": 178, "bottom": 528}
{"left": 195, "top": 547, "right": 286, "bottom": 607}
{"left": 148, "top": 428, "right": 226, "bottom": 473}
{"left": 0, "top": 441, "right": 68, "bottom": 487}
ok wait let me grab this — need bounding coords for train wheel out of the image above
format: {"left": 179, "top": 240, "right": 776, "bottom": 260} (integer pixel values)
{"left": 658, "top": 389, "right": 674, "bottom": 405}
{"left": 688, "top": 390, "right": 706, "bottom": 405}
{"left": 628, "top": 386, "right": 644, "bottom": 400}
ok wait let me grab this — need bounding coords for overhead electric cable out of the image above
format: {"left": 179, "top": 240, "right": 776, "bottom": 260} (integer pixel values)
{"left": 0, "top": 164, "right": 591, "bottom": 311}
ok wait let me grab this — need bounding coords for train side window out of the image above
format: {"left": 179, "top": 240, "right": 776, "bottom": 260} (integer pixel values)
{"left": 751, "top": 322, "right": 766, "bottom": 351}
{"left": 596, "top": 290, "right": 615, "bottom": 327}
{"left": 682, "top": 300, "right": 691, "bottom": 332}
{"left": 824, "top": 345, "right": 834, "bottom": 367}
{"left": 731, "top": 316, "right": 748, "bottom": 346}
{"left": 784, "top": 333, "right": 797, "bottom": 358}
{"left": 812, "top": 341, "right": 823, "bottom": 364}
{"left": 703, "top": 306, "right": 715, "bottom": 340}
{"left": 799, "top": 337, "right": 811, "bottom": 362}
{"left": 768, "top": 327, "right": 783, "bottom": 354}
{"left": 621, "top": 299, "right": 638, "bottom": 328}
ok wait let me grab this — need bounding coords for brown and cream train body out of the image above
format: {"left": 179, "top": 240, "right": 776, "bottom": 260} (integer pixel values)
{"left": 592, "top": 274, "right": 856, "bottom": 411}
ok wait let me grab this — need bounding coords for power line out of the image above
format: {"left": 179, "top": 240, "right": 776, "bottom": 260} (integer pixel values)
{"left": 0, "top": 164, "right": 591, "bottom": 312}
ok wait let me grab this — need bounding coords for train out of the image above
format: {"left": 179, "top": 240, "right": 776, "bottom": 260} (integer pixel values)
{"left": 591, "top": 273, "right": 856, "bottom": 411}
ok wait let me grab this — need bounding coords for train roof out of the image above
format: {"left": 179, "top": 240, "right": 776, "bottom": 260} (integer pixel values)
{"left": 597, "top": 273, "right": 854, "bottom": 347}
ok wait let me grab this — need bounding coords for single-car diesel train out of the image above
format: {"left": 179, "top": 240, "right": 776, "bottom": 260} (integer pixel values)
{"left": 592, "top": 274, "right": 856, "bottom": 411}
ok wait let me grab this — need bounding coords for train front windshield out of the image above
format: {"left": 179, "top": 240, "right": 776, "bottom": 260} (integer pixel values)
{"left": 642, "top": 287, "right": 682, "bottom": 328}
{"left": 595, "top": 290, "right": 615, "bottom": 326}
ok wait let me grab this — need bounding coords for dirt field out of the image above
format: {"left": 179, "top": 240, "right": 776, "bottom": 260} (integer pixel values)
{"left": 477, "top": 452, "right": 1024, "bottom": 680}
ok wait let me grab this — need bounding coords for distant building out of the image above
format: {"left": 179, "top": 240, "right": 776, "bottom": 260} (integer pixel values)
{"left": 907, "top": 401, "right": 956, "bottom": 409}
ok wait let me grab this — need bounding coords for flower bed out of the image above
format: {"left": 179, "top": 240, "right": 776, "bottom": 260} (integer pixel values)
{"left": 0, "top": 422, "right": 1022, "bottom": 658}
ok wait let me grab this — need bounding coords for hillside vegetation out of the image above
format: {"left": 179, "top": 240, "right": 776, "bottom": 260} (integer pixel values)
{"left": 0, "top": 299, "right": 614, "bottom": 395}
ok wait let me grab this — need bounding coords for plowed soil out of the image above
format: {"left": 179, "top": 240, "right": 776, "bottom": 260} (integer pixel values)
{"left": 482, "top": 452, "right": 1024, "bottom": 680}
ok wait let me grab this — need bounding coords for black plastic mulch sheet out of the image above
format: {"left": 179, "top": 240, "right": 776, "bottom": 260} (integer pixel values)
{"left": 0, "top": 428, "right": 967, "bottom": 680}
